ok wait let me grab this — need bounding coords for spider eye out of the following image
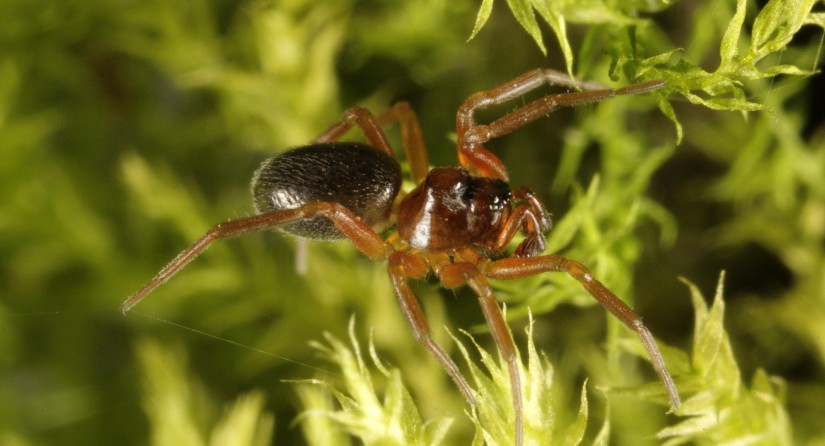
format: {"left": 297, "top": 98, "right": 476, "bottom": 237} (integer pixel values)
{"left": 488, "top": 193, "right": 504, "bottom": 210}
{"left": 488, "top": 179, "right": 510, "bottom": 211}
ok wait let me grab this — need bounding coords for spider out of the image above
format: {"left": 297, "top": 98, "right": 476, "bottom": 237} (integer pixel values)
{"left": 122, "top": 68, "right": 680, "bottom": 445}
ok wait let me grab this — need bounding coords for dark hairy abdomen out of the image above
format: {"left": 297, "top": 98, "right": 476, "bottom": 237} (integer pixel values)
{"left": 251, "top": 142, "right": 402, "bottom": 240}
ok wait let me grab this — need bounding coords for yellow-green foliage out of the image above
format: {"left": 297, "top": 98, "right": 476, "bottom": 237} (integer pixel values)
{"left": 137, "top": 341, "right": 274, "bottom": 446}
{"left": 2, "top": 0, "right": 824, "bottom": 445}
{"left": 294, "top": 319, "right": 452, "bottom": 446}
{"left": 657, "top": 275, "right": 792, "bottom": 445}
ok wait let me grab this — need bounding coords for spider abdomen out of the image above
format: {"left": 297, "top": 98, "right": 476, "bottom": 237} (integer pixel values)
{"left": 252, "top": 142, "right": 402, "bottom": 240}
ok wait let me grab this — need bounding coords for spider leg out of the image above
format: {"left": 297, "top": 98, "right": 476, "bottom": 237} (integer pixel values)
{"left": 387, "top": 251, "right": 477, "bottom": 405}
{"left": 313, "top": 103, "right": 430, "bottom": 183}
{"left": 481, "top": 255, "right": 682, "bottom": 410}
{"left": 456, "top": 68, "right": 665, "bottom": 180}
{"left": 313, "top": 107, "right": 396, "bottom": 158}
{"left": 437, "top": 253, "right": 524, "bottom": 446}
{"left": 376, "top": 102, "right": 430, "bottom": 183}
{"left": 122, "top": 202, "right": 388, "bottom": 313}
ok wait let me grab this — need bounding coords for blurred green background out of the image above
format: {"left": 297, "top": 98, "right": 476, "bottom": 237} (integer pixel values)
{"left": 2, "top": 0, "right": 824, "bottom": 444}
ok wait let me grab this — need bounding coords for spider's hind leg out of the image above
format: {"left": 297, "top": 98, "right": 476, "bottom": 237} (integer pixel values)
{"left": 122, "top": 202, "right": 389, "bottom": 313}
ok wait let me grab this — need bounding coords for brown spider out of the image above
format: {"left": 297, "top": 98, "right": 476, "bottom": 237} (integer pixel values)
{"left": 122, "top": 68, "right": 680, "bottom": 444}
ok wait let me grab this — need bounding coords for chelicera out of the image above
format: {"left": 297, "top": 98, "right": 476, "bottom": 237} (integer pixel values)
{"left": 122, "top": 68, "right": 680, "bottom": 444}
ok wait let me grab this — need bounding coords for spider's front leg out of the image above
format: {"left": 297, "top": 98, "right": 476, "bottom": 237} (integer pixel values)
{"left": 481, "top": 255, "right": 682, "bottom": 410}
{"left": 455, "top": 68, "right": 665, "bottom": 180}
